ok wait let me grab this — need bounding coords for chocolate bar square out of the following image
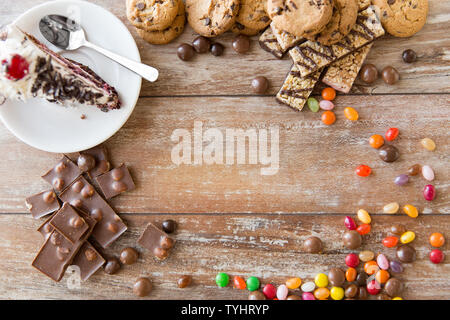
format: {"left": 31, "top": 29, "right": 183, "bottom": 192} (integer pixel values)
{"left": 138, "top": 223, "right": 175, "bottom": 261}
{"left": 95, "top": 164, "right": 135, "bottom": 199}
{"left": 79, "top": 145, "right": 111, "bottom": 178}
{"left": 25, "top": 189, "right": 60, "bottom": 219}
{"left": 41, "top": 156, "right": 82, "bottom": 193}
{"left": 49, "top": 203, "right": 89, "bottom": 244}
{"left": 71, "top": 241, "right": 105, "bottom": 281}
{"left": 259, "top": 27, "right": 284, "bottom": 59}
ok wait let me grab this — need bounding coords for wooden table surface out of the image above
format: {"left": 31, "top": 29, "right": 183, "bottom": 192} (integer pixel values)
{"left": 0, "top": 0, "right": 449, "bottom": 300}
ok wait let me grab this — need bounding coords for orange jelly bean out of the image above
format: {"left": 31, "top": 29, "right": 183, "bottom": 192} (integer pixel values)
{"left": 429, "top": 232, "right": 445, "bottom": 247}
{"left": 382, "top": 236, "right": 399, "bottom": 248}
{"left": 356, "top": 224, "right": 371, "bottom": 235}
{"left": 322, "top": 87, "right": 336, "bottom": 101}
{"left": 286, "top": 277, "right": 302, "bottom": 289}
{"left": 375, "top": 270, "right": 390, "bottom": 284}
{"left": 321, "top": 111, "right": 336, "bottom": 125}
{"left": 314, "top": 287, "right": 330, "bottom": 300}
{"left": 364, "top": 261, "right": 379, "bottom": 275}
{"left": 356, "top": 165, "right": 372, "bottom": 177}
{"left": 369, "top": 134, "right": 385, "bottom": 149}
{"left": 344, "top": 107, "right": 359, "bottom": 121}
{"left": 345, "top": 267, "right": 357, "bottom": 282}
{"left": 233, "top": 276, "right": 246, "bottom": 290}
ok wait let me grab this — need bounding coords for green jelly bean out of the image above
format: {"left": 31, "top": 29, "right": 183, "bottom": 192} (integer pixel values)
{"left": 246, "top": 276, "right": 260, "bottom": 291}
{"left": 307, "top": 97, "right": 319, "bottom": 112}
{"left": 215, "top": 273, "right": 229, "bottom": 287}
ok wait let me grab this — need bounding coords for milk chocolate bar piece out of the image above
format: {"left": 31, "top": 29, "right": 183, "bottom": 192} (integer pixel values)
{"left": 49, "top": 203, "right": 89, "bottom": 244}
{"left": 71, "top": 241, "right": 105, "bottom": 281}
{"left": 59, "top": 176, "right": 127, "bottom": 248}
{"left": 42, "top": 156, "right": 82, "bottom": 193}
{"left": 271, "top": 22, "right": 304, "bottom": 52}
{"left": 276, "top": 65, "right": 322, "bottom": 111}
{"left": 96, "top": 164, "right": 135, "bottom": 199}
{"left": 138, "top": 223, "right": 175, "bottom": 261}
{"left": 79, "top": 145, "right": 111, "bottom": 178}
{"left": 322, "top": 43, "right": 373, "bottom": 93}
{"left": 288, "top": 6, "right": 384, "bottom": 78}
{"left": 259, "top": 27, "right": 283, "bottom": 59}
{"left": 25, "top": 189, "right": 60, "bottom": 219}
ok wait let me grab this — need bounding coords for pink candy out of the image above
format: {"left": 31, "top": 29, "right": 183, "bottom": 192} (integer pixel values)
{"left": 376, "top": 253, "right": 389, "bottom": 270}
{"left": 276, "top": 284, "right": 288, "bottom": 300}
{"left": 344, "top": 216, "right": 357, "bottom": 230}
{"left": 423, "top": 184, "right": 436, "bottom": 201}
{"left": 302, "top": 292, "right": 315, "bottom": 300}
{"left": 319, "top": 100, "right": 335, "bottom": 111}
{"left": 262, "top": 284, "right": 276, "bottom": 300}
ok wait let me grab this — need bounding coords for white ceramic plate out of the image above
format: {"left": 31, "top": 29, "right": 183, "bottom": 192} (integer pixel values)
{"left": 0, "top": 0, "right": 142, "bottom": 153}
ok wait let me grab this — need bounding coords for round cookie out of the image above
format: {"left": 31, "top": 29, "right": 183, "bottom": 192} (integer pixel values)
{"left": 186, "top": 0, "right": 240, "bottom": 37}
{"left": 267, "top": 0, "right": 334, "bottom": 37}
{"left": 126, "top": 0, "right": 179, "bottom": 32}
{"left": 306, "top": 0, "right": 358, "bottom": 45}
{"left": 136, "top": 1, "right": 185, "bottom": 45}
{"left": 236, "top": 0, "right": 271, "bottom": 31}
{"left": 231, "top": 22, "right": 260, "bottom": 36}
{"left": 372, "top": 0, "right": 428, "bottom": 37}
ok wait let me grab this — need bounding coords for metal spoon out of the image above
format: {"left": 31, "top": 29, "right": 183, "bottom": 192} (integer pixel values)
{"left": 39, "top": 15, "right": 158, "bottom": 82}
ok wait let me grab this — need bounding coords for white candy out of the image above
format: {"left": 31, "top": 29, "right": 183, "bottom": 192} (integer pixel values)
{"left": 301, "top": 281, "right": 316, "bottom": 293}
{"left": 276, "top": 284, "right": 288, "bottom": 300}
{"left": 422, "top": 165, "right": 435, "bottom": 181}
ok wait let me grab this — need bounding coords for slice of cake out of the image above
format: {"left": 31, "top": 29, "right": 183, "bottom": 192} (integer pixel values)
{"left": 0, "top": 24, "right": 120, "bottom": 112}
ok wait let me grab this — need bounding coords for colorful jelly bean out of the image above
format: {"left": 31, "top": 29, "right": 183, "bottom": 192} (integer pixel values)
{"left": 314, "top": 287, "right": 330, "bottom": 300}
{"left": 215, "top": 273, "right": 229, "bottom": 287}
{"left": 375, "top": 270, "right": 390, "bottom": 284}
{"left": 345, "top": 267, "right": 357, "bottom": 282}
{"left": 403, "top": 204, "right": 419, "bottom": 218}
{"left": 321, "top": 111, "right": 336, "bottom": 125}
{"left": 345, "top": 253, "right": 360, "bottom": 268}
{"left": 382, "top": 236, "right": 399, "bottom": 248}
{"left": 356, "top": 165, "right": 372, "bottom": 177}
{"left": 233, "top": 276, "right": 246, "bottom": 289}
{"left": 246, "top": 277, "right": 260, "bottom": 291}
{"left": 302, "top": 292, "right": 315, "bottom": 300}
{"left": 307, "top": 97, "right": 320, "bottom": 112}
{"left": 301, "top": 281, "right": 316, "bottom": 293}
{"left": 285, "top": 277, "right": 301, "bottom": 289}
{"left": 430, "top": 249, "right": 444, "bottom": 264}
{"left": 356, "top": 224, "right": 371, "bottom": 235}
{"left": 429, "top": 232, "right": 445, "bottom": 248}
{"left": 400, "top": 231, "right": 415, "bottom": 244}
{"left": 394, "top": 174, "right": 409, "bottom": 186}
{"left": 276, "top": 284, "right": 288, "bottom": 300}
{"left": 344, "top": 107, "right": 359, "bottom": 121}
{"left": 344, "top": 216, "right": 357, "bottom": 230}
{"left": 408, "top": 164, "right": 421, "bottom": 176}
{"left": 392, "top": 297, "right": 403, "bottom": 300}
{"left": 322, "top": 87, "right": 336, "bottom": 101}
{"left": 330, "top": 287, "right": 345, "bottom": 300}
{"left": 359, "top": 250, "right": 375, "bottom": 262}
{"left": 369, "top": 134, "right": 384, "bottom": 149}
{"left": 366, "top": 280, "right": 381, "bottom": 295}
{"left": 357, "top": 209, "right": 371, "bottom": 224}
{"left": 383, "top": 202, "right": 399, "bottom": 214}
{"left": 314, "top": 273, "right": 328, "bottom": 288}
{"left": 376, "top": 254, "right": 389, "bottom": 270}
{"left": 320, "top": 100, "right": 335, "bottom": 110}
{"left": 421, "top": 138, "right": 436, "bottom": 151}
{"left": 423, "top": 184, "right": 436, "bottom": 201}
{"left": 262, "top": 284, "right": 276, "bottom": 299}
{"left": 422, "top": 165, "right": 435, "bottom": 181}
{"left": 389, "top": 260, "right": 403, "bottom": 273}
{"left": 385, "top": 128, "right": 399, "bottom": 141}
{"left": 364, "top": 261, "right": 379, "bottom": 275}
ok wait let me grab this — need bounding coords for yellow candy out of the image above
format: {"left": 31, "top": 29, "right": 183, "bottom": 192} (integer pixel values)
{"left": 357, "top": 209, "right": 371, "bottom": 224}
{"left": 403, "top": 204, "right": 419, "bottom": 218}
{"left": 344, "top": 107, "right": 359, "bottom": 121}
{"left": 286, "top": 277, "right": 302, "bottom": 289}
{"left": 421, "top": 138, "right": 436, "bottom": 151}
{"left": 400, "top": 231, "right": 416, "bottom": 244}
{"left": 392, "top": 297, "right": 403, "bottom": 300}
{"left": 314, "top": 287, "right": 330, "bottom": 300}
{"left": 330, "top": 287, "right": 344, "bottom": 300}
{"left": 383, "top": 202, "right": 399, "bottom": 214}
{"left": 314, "top": 273, "right": 328, "bottom": 288}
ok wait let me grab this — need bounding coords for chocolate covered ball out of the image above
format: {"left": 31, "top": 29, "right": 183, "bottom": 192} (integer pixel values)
{"left": 379, "top": 145, "right": 400, "bottom": 163}
{"left": 133, "top": 277, "right": 152, "bottom": 297}
{"left": 345, "top": 284, "right": 358, "bottom": 298}
{"left": 77, "top": 154, "right": 96, "bottom": 172}
{"left": 381, "top": 66, "right": 400, "bottom": 85}
{"left": 177, "top": 275, "right": 192, "bottom": 288}
{"left": 120, "top": 247, "right": 139, "bottom": 265}
{"left": 402, "top": 49, "right": 417, "bottom": 63}
{"left": 210, "top": 43, "right": 224, "bottom": 56}
{"left": 384, "top": 278, "right": 404, "bottom": 297}
{"left": 248, "top": 291, "right": 266, "bottom": 300}
{"left": 162, "top": 219, "right": 177, "bottom": 233}
{"left": 328, "top": 268, "right": 345, "bottom": 287}
{"left": 177, "top": 43, "right": 195, "bottom": 61}
{"left": 192, "top": 36, "right": 211, "bottom": 53}
{"left": 360, "top": 64, "right": 378, "bottom": 84}
{"left": 396, "top": 244, "right": 416, "bottom": 263}
{"left": 251, "top": 76, "right": 269, "bottom": 94}
{"left": 232, "top": 35, "right": 250, "bottom": 54}
{"left": 343, "top": 230, "right": 362, "bottom": 249}
{"left": 356, "top": 272, "right": 367, "bottom": 286}
{"left": 304, "top": 236, "right": 323, "bottom": 253}
{"left": 104, "top": 257, "right": 121, "bottom": 275}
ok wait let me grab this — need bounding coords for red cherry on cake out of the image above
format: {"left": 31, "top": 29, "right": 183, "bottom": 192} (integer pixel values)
{"left": 2, "top": 54, "right": 29, "bottom": 80}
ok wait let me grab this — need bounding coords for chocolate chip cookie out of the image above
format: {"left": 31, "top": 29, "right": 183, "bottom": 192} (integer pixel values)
{"left": 186, "top": 0, "right": 240, "bottom": 37}
{"left": 136, "top": 1, "right": 186, "bottom": 45}
{"left": 127, "top": 0, "right": 179, "bottom": 32}
{"left": 372, "top": 0, "right": 428, "bottom": 37}
{"left": 306, "top": 0, "right": 358, "bottom": 45}
{"left": 267, "top": 0, "right": 334, "bottom": 37}
{"left": 236, "top": 0, "right": 271, "bottom": 31}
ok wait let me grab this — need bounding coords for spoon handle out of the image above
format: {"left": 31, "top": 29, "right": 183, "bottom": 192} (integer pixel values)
{"left": 83, "top": 41, "right": 159, "bottom": 82}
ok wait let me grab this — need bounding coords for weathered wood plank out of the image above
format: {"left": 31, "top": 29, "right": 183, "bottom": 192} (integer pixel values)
{"left": 0, "top": 214, "right": 448, "bottom": 300}
{"left": 0, "top": 95, "right": 448, "bottom": 214}
{"left": 0, "top": 0, "right": 448, "bottom": 96}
